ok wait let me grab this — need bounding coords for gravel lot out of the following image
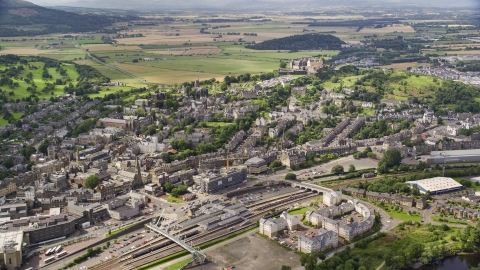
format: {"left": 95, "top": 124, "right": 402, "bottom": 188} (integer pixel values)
{"left": 204, "top": 233, "right": 300, "bottom": 270}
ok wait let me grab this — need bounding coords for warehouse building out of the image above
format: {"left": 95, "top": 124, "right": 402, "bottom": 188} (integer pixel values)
{"left": 421, "top": 149, "right": 480, "bottom": 164}
{"left": 198, "top": 166, "right": 247, "bottom": 194}
{"left": 406, "top": 177, "right": 463, "bottom": 195}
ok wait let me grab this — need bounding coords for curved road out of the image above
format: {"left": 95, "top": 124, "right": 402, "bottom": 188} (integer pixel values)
{"left": 73, "top": 38, "right": 151, "bottom": 85}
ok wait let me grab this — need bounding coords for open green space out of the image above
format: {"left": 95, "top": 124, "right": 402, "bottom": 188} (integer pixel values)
{"left": 432, "top": 216, "right": 469, "bottom": 225}
{"left": 165, "top": 195, "right": 185, "bottom": 204}
{"left": 287, "top": 207, "right": 310, "bottom": 216}
{"left": 163, "top": 258, "right": 192, "bottom": 270}
{"left": 369, "top": 200, "right": 422, "bottom": 221}
{"left": 0, "top": 61, "right": 82, "bottom": 101}
{"left": 318, "top": 222, "right": 465, "bottom": 270}
{"left": 386, "top": 210, "right": 422, "bottom": 222}
{"left": 205, "top": 122, "right": 234, "bottom": 127}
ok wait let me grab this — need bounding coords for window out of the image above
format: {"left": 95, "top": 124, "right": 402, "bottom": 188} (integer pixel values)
{"left": 9, "top": 258, "right": 11, "bottom": 264}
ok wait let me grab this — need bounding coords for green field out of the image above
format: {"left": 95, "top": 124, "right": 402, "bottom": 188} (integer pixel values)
{"left": 432, "top": 216, "right": 469, "bottom": 225}
{"left": 288, "top": 207, "right": 310, "bottom": 216}
{"left": 163, "top": 259, "right": 192, "bottom": 270}
{"left": 165, "top": 195, "right": 185, "bottom": 204}
{"left": 386, "top": 210, "right": 422, "bottom": 222}
{"left": 371, "top": 201, "right": 423, "bottom": 221}
{"left": 205, "top": 122, "right": 234, "bottom": 127}
{"left": 1, "top": 61, "right": 81, "bottom": 101}
{"left": 79, "top": 43, "right": 338, "bottom": 84}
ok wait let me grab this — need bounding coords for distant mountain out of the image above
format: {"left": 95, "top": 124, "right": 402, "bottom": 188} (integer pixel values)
{"left": 31, "top": 0, "right": 477, "bottom": 11}
{"left": 0, "top": 0, "right": 136, "bottom": 37}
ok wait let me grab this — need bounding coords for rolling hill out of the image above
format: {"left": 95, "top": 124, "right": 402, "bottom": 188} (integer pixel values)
{"left": 0, "top": 0, "right": 136, "bottom": 37}
{"left": 245, "top": 33, "right": 345, "bottom": 51}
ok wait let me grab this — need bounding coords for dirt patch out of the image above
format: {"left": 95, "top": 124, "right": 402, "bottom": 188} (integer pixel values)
{"left": 206, "top": 233, "right": 300, "bottom": 270}
{"left": 8, "top": 8, "right": 38, "bottom": 17}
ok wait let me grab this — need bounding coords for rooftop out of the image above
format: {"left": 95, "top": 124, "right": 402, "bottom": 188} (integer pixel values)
{"left": 407, "top": 177, "right": 463, "bottom": 194}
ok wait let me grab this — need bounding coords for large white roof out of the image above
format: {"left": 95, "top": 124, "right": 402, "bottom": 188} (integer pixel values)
{"left": 407, "top": 177, "right": 463, "bottom": 193}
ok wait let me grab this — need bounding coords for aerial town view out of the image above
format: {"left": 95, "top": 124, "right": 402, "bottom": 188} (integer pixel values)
{"left": 1, "top": 0, "right": 480, "bottom": 269}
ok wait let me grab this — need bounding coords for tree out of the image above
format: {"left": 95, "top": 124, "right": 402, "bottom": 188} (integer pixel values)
{"left": 348, "top": 164, "right": 356, "bottom": 173}
{"left": 285, "top": 173, "right": 297, "bottom": 180}
{"left": 437, "top": 116, "right": 444, "bottom": 125}
{"left": 281, "top": 266, "right": 291, "bottom": 270}
{"left": 84, "top": 174, "right": 100, "bottom": 189}
{"left": 380, "top": 148, "right": 402, "bottom": 167}
{"left": 2, "top": 158, "right": 13, "bottom": 169}
{"left": 280, "top": 61, "right": 287, "bottom": 69}
{"left": 20, "top": 145, "right": 36, "bottom": 159}
{"left": 163, "top": 182, "right": 175, "bottom": 193}
{"left": 38, "top": 139, "right": 50, "bottom": 155}
{"left": 331, "top": 165, "right": 344, "bottom": 175}
{"left": 270, "top": 160, "right": 283, "bottom": 170}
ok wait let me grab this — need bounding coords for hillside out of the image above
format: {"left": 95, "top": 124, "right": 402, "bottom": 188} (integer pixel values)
{"left": 0, "top": 0, "right": 136, "bottom": 37}
{"left": 245, "top": 33, "right": 345, "bottom": 51}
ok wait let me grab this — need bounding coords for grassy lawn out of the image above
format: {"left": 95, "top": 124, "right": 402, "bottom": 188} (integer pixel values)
{"left": 165, "top": 195, "right": 185, "bottom": 204}
{"left": 432, "top": 216, "right": 469, "bottom": 225}
{"left": 0, "top": 118, "right": 8, "bottom": 126}
{"left": 163, "top": 259, "right": 192, "bottom": 270}
{"left": 361, "top": 109, "right": 375, "bottom": 116}
{"left": 386, "top": 210, "right": 422, "bottom": 222}
{"left": 205, "top": 122, "right": 234, "bottom": 127}
{"left": 370, "top": 201, "right": 422, "bottom": 221}
{"left": 288, "top": 207, "right": 310, "bottom": 216}
{"left": 249, "top": 177, "right": 258, "bottom": 181}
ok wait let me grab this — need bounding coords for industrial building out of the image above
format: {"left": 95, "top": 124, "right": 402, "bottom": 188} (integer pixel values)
{"left": 421, "top": 149, "right": 480, "bottom": 164}
{"left": 197, "top": 166, "right": 247, "bottom": 194}
{"left": 406, "top": 177, "right": 463, "bottom": 195}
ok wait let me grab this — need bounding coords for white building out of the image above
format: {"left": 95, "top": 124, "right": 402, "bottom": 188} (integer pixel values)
{"left": 447, "top": 126, "right": 460, "bottom": 136}
{"left": 259, "top": 211, "right": 299, "bottom": 238}
{"left": 324, "top": 191, "right": 342, "bottom": 206}
{"left": 298, "top": 228, "right": 338, "bottom": 253}
{"left": 308, "top": 199, "right": 375, "bottom": 241}
{"left": 304, "top": 202, "right": 355, "bottom": 226}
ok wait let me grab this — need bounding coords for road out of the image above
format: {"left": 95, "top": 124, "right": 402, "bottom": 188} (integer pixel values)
{"left": 73, "top": 38, "right": 150, "bottom": 85}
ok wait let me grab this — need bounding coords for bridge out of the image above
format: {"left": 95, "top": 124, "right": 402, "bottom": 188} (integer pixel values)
{"left": 288, "top": 181, "right": 334, "bottom": 194}
{"left": 145, "top": 222, "right": 207, "bottom": 264}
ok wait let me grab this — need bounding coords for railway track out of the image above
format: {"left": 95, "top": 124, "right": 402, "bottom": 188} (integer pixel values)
{"left": 91, "top": 193, "right": 319, "bottom": 269}
{"left": 245, "top": 190, "right": 308, "bottom": 209}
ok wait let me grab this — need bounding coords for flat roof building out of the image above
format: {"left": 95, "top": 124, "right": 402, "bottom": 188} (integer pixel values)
{"left": 407, "top": 177, "right": 463, "bottom": 195}
{"left": 422, "top": 149, "right": 480, "bottom": 164}
{"left": 0, "top": 230, "right": 23, "bottom": 270}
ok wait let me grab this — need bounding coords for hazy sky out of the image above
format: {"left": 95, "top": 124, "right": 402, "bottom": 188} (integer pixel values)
{"left": 27, "top": 0, "right": 478, "bottom": 9}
